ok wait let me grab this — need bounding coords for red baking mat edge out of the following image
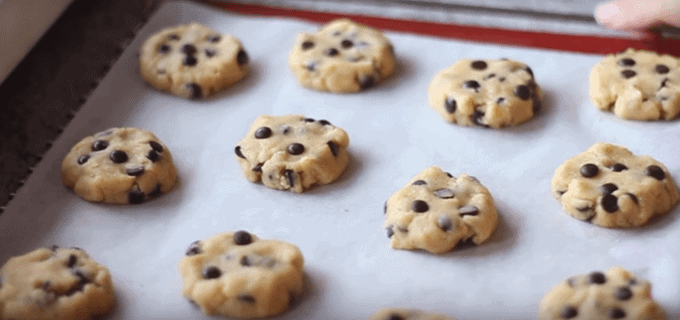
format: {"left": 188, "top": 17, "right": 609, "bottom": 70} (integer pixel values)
{"left": 213, "top": 2, "right": 680, "bottom": 56}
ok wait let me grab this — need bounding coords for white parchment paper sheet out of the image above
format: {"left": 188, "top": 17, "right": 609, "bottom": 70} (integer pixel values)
{"left": 2, "top": 2, "right": 679, "bottom": 319}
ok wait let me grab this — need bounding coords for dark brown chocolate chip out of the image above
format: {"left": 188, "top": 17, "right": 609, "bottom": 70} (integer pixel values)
{"left": 205, "top": 49, "right": 216, "bottom": 57}
{"left": 235, "top": 146, "right": 246, "bottom": 159}
{"left": 341, "top": 39, "right": 353, "bottom": 48}
{"left": 386, "top": 226, "right": 394, "bottom": 238}
{"left": 65, "top": 270, "right": 89, "bottom": 296}
{"left": 615, "top": 286, "right": 632, "bottom": 300}
{"left": 601, "top": 194, "right": 619, "bottom": 213}
{"left": 147, "top": 150, "right": 160, "bottom": 162}
{"left": 610, "top": 163, "right": 627, "bottom": 172}
{"left": 446, "top": 172, "right": 453, "bottom": 178}
{"left": 288, "top": 143, "right": 305, "bottom": 155}
{"left": 412, "top": 180, "right": 426, "bottom": 185}
{"left": 459, "top": 205, "right": 479, "bottom": 216}
{"left": 445, "top": 97, "right": 456, "bottom": 113}
{"left": 303, "top": 118, "right": 315, "bottom": 122}
{"left": 203, "top": 266, "right": 221, "bottom": 279}
{"left": 629, "top": 278, "right": 638, "bottom": 285}
{"left": 187, "top": 83, "right": 202, "bottom": 99}
{"left": 580, "top": 164, "right": 599, "bottom": 178}
{"left": 498, "top": 77, "right": 506, "bottom": 82}
{"left": 514, "top": 85, "right": 531, "bottom": 100}
{"left": 126, "top": 166, "right": 145, "bottom": 176}
{"left": 588, "top": 271, "right": 606, "bottom": 284}
{"left": 626, "top": 193, "right": 638, "bottom": 205}
{"left": 485, "top": 73, "right": 496, "bottom": 80}
{"left": 92, "top": 140, "right": 109, "bottom": 151}
{"left": 411, "top": 200, "right": 429, "bottom": 213}
{"left": 285, "top": 170, "right": 295, "bottom": 187}
{"left": 532, "top": 100, "right": 541, "bottom": 113}
{"left": 50, "top": 245, "right": 60, "bottom": 251}
{"left": 148, "top": 141, "right": 163, "bottom": 153}
{"left": 237, "top": 295, "right": 256, "bottom": 304}
{"left": 618, "top": 58, "right": 635, "bottom": 66}
{"left": 234, "top": 231, "right": 253, "bottom": 245}
{"left": 181, "top": 44, "right": 197, "bottom": 55}
{"left": 434, "top": 188, "right": 455, "bottom": 199}
{"left": 525, "top": 66, "right": 534, "bottom": 78}
{"left": 387, "top": 313, "right": 405, "bottom": 320}
{"left": 252, "top": 163, "right": 263, "bottom": 172}
{"left": 128, "top": 189, "right": 145, "bottom": 204}
{"left": 463, "top": 80, "right": 480, "bottom": 91}
{"left": 472, "top": 110, "right": 486, "bottom": 127}
{"left": 327, "top": 141, "right": 339, "bottom": 157}
{"left": 608, "top": 307, "right": 626, "bottom": 319}
{"left": 208, "top": 35, "right": 221, "bottom": 43}
{"left": 67, "top": 254, "right": 78, "bottom": 268}
{"left": 168, "top": 34, "right": 180, "bottom": 40}
{"left": 359, "top": 76, "right": 375, "bottom": 90}
{"left": 318, "top": 120, "right": 331, "bottom": 126}
{"left": 158, "top": 44, "right": 170, "bottom": 54}
{"left": 661, "top": 78, "right": 669, "bottom": 89}
{"left": 560, "top": 306, "right": 578, "bottom": 319}
{"left": 471, "top": 60, "right": 487, "bottom": 70}
{"left": 645, "top": 165, "right": 665, "bottom": 180}
{"left": 77, "top": 155, "right": 90, "bottom": 165}
{"left": 183, "top": 55, "right": 198, "bottom": 66}
{"left": 185, "top": 241, "right": 202, "bottom": 256}
{"left": 621, "top": 69, "right": 636, "bottom": 79}
{"left": 301, "top": 41, "right": 314, "bottom": 50}
{"left": 110, "top": 150, "right": 128, "bottom": 163}
{"left": 601, "top": 183, "right": 618, "bottom": 194}
{"left": 497, "top": 97, "right": 505, "bottom": 104}
{"left": 655, "top": 64, "right": 670, "bottom": 74}
{"left": 237, "top": 49, "right": 249, "bottom": 65}
{"left": 255, "top": 127, "right": 272, "bottom": 139}
{"left": 240, "top": 256, "right": 251, "bottom": 267}
{"left": 325, "top": 48, "right": 339, "bottom": 56}
{"left": 438, "top": 216, "right": 452, "bottom": 231}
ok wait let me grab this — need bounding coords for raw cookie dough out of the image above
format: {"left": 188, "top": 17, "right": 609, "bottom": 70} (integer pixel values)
{"left": 590, "top": 48, "right": 680, "bottom": 120}
{"left": 139, "top": 22, "right": 249, "bottom": 99}
{"left": 61, "top": 127, "right": 178, "bottom": 204}
{"left": 538, "top": 267, "right": 666, "bottom": 320}
{"left": 383, "top": 166, "right": 498, "bottom": 254}
{"left": 368, "top": 308, "right": 458, "bottom": 320}
{"left": 0, "top": 246, "right": 115, "bottom": 320}
{"left": 288, "top": 18, "right": 396, "bottom": 93}
{"left": 179, "top": 231, "right": 304, "bottom": 319}
{"left": 428, "top": 58, "right": 542, "bottom": 129}
{"left": 234, "top": 114, "right": 350, "bottom": 193}
{"left": 551, "top": 142, "right": 679, "bottom": 228}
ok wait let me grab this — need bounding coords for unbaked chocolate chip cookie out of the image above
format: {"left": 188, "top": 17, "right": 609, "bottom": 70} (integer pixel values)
{"left": 590, "top": 48, "right": 680, "bottom": 120}
{"left": 384, "top": 166, "right": 498, "bottom": 254}
{"left": 288, "top": 18, "right": 396, "bottom": 93}
{"left": 61, "top": 127, "right": 177, "bottom": 204}
{"left": 235, "top": 114, "right": 350, "bottom": 193}
{"left": 139, "top": 22, "right": 249, "bottom": 99}
{"left": 0, "top": 246, "right": 115, "bottom": 320}
{"left": 538, "top": 267, "right": 666, "bottom": 320}
{"left": 428, "top": 58, "right": 542, "bottom": 128}
{"left": 179, "top": 231, "right": 304, "bottom": 319}
{"left": 368, "top": 308, "right": 458, "bottom": 320}
{"left": 551, "top": 142, "right": 679, "bottom": 228}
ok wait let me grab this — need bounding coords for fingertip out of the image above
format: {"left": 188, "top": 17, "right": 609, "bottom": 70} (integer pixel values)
{"left": 595, "top": 1, "right": 621, "bottom": 26}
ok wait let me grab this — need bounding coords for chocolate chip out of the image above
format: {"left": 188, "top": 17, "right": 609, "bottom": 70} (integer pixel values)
{"left": 50, "top": 245, "right": 60, "bottom": 251}
{"left": 661, "top": 78, "right": 669, "bottom": 89}
{"left": 237, "top": 49, "right": 249, "bottom": 65}
{"left": 434, "top": 188, "right": 455, "bottom": 199}
{"left": 327, "top": 141, "right": 339, "bottom": 157}
{"left": 240, "top": 256, "right": 251, "bottom": 267}
{"left": 187, "top": 83, "right": 202, "bottom": 99}
{"left": 147, "top": 150, "right": 160, "bottom": 162}
{"left": 472, "top": 110, "right": 486, "bottom": 127}
{"left": 255, "top": 127, "right": 272, "bottom": 139}
{"left": 610, "top": 163, "right": 627, "bottom": 172}
{"left": 446, "top": 172, "right": 453, "bottom": 178}
{"left": 205, "top": 49, "right": 216, "bottom": 57}
{"left": 533, "top": 100, "right": 541, "bottom": 113}
{"left": 560, "top": 306, "right": 578, "bottom": 319}
{"left": 301, "top": 41, "right": 314, "bottom": 50}
{"left": 514, "top": 85, "right": 531, "bottom": 100}
{"left": 252, "top": 163, "right": 263, "bottom": 172}
{"left": 497, "top": 97, "right": 505, "bottom": 104}
{"left": 319, "top": 120, "right": 331, "bottom": 126}
{"left": 341, "top": 39, "right": 353, "bottom": 48}
{"left": 185, "top": 241, "right": 202, "bottom": 256}
{"left": 288, "top": 143, "right": 305, "bottom": 155}
{"left": 601, "top": 183, "right": 618, "bottom": 194}
{"left": 306, "top": 62, "right": 316, "bottom": 71}
{"left": 168, "top": 34, "right": 180, "bottom": 40}
{"left": 626, "top": 193, "right": 638, "bottom": 205}
{"left": 618, "top": 58, "right": 635, "bottom": 66}
{"left": 64, "top": 270, "right": 89, "bottom": 296}
{"left": 621, "top": 69, "right": 636, "bottom": 79}
{"left": 303, "top": 118, "right": 315, "bottom": 122}
{"left": 203, "top": 266, "right": 221, "bottom": 279}
{"left": 412, "top": 180, "right": 426, "bottom": 185}
{"left": 386, "top": 226, "right": 394, "bottom": 238}
{"left": 471, "top": 60, "right": 487, "bottom": 70}
{"left": 181, "top": 44, "right": 197, "bottom": 55}
{"left": 235, "top": 146, "right": 246, "bottom": 159}
{"left": 128, "top": 189, "right": 145, "bottom": 204}
{"left": 325, "top": 48, "right": 339, "bottom": 56}
{"left": 158, "top": 44, "right": 170, "bottom": 53}
{"left": 410, "top": 200, "right": 429, "bottom": 213}
{"left": 438, "top": 216, "right": 452, "bottom": 231}
{"left": 655, "top": 64, "right": 670, "bottom": 74}
{"left": 645, "top": 165, "right": 665, "bottom": 180}
{"left": 234, "top": 230, "right": 253, "bottom": 245}
{"left": 615, "top": 286, "right": 632, "bottom": 300}
{"left": 126, "top": 166, "right": 145, "bottom": 176}
{"left": 207, "top": 35, "right": 220, "bottom": 43}
{"left": 110, "top": 150, "right": 128, "bottom": 163}
{"left": 608, "top": 308, "right": 626, "bottom": 319}
{"left": 92, "top": 140, "right": 109, "bottom": 151}
{"left": 387, "top": 314, "right": 405, "bottom": 320}
{"left": 588, "top": 271, "right": 606, "bottom": 284}
{"left": 285, "top": 170, "right": 295, "bottom": 187}
{"left": 601, "top": 194, "right": 619, "bottom": 213}
{"left": 463, "top": 80, "right": 480, "bottom": 91}
{"left": 459, "top": 205, "right": 479, "bottom": 216}
{"left": 629, "top": 278, "right": 638, "bottom": 285}
{"left": 237, "top": 295, "right": 256, "bottom": 303}
{"left": 359, "top": 76, "right": 375, "bottom": 90}
{"left": 445, "top": 97, "right": 456, "bottom": 113}
{"left": 67, "top": 254, "right": 77, "bottom": 268}
{"left": 183, "top": 55, "right": 198, "bottom": 66}
{"left": 77, "top": 155, "right": 90, "bottom": 165}
{"left": 148, "top": 185, "right": 162, "bottom": 198}
{"left": 580, "top": 163, "right": 599, "bottom": 178}
{"left": 525, "top": 66, "right": 534, "bottom": 78}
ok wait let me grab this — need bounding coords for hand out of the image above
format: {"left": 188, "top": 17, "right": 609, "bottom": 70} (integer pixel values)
{"left": 595, "top": 0, "right": 680, "bottom": 34}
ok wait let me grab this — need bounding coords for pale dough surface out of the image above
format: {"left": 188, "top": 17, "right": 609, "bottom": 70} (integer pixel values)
{"left": 384, "top": 166, "right": 498, "bottom": 254}
{"left": 551, "top": 142, "right": 679, "bottom": 228}
{"left": 538, "top": 267, "right": 666, "bottom": 320}
{"left": 590, "top": 48, "right": 680, "bottom": 121}
{"left": 179, "top": 231, "right": 304, "bottom": 319}
{"left": 61, "top": 127, "right": 177, "bottom": 204}
{"left": 139, "top": 22, "right": 249, "bottom": 99}
{"left": 368, "top": 308, "right": 458, "bottom": 320}
{"left": 0, "top": 247, "right": 115, "bottom": 320}
{"left": 288, "top": 18, "right": 396, "bottom": 93}
{"left": 428, "top": 58, "right": 542, "bottom": 129}
{"left": 235, "top": 114, "right": 350, "bottom": 193}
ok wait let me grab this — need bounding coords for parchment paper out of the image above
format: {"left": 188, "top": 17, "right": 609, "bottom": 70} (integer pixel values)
{"left": 1, "top": 1, "right": 679, "bottom": 319}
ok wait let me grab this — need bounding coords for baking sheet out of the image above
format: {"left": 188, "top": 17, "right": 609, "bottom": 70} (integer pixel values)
{"left": 2, "top": 1, "right": 680, "bottom": 319}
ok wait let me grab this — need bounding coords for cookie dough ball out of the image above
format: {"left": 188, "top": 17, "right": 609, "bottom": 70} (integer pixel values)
{"left": 538, "top": 267, "right": 666, "bottom": 320}
{"left": 179, "top": 231, "right": 304, "bottom": 318}
{"left": 0, "top": 246, "right": 115, "bottom": 320}
{"left": 61, "top": 127, "right": 178, "bottom": 204}
{"left": 551, "top": 142, "right": 679, "bottom": 228}
{"left": 590, "top": 48, "right": 680, "bottom": 120}
{"left": 428, "top": 58, "right": 542, "bottom": 129}
{"left": 368, "top": 308, "right": 458, "bottom": 320}
{"left": 288, "top": 18, "right": 396, "bottom": 93}
{"left": 234, "top": 114, "right": 350, "bottom": 193}
{"left": 139, "top": 22, "right": 249, "bottom": 99}
{"left": 384, "top": 166, "right": 498, "bottom": 254}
